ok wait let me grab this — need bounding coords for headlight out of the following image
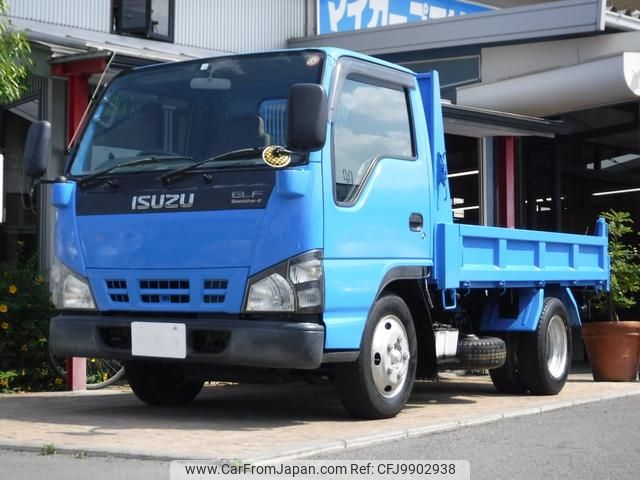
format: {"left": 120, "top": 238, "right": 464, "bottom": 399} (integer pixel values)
{"left": 244, "top": 250, "right": 323, "bottom": 313}
{"left": 50, "top": 257, "right": 96, "bottom": 310}
{"left": 246, "top": 273, "right": 295, "bottom": 312}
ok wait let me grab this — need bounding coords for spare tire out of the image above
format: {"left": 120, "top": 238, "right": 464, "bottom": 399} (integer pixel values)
{"left": 452, "top": 336, "right": 506, "bottom": 370}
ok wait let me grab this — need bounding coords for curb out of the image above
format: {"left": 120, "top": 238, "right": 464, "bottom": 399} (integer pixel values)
{"left": 247, "top": 389, "right": 640, "bottom": 465}
{"left": 0, "top": 440, "right": 203, "bottom": 462}
{"left": 1, "top": 389, "right": 639, "bottom": 464}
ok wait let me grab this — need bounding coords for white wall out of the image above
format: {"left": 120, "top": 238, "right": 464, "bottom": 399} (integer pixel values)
{"left": 7, "top": 0, "right": 307, "bottom": 53}
{"left": 7, "top": 0, "right": 110, "bottom": 32}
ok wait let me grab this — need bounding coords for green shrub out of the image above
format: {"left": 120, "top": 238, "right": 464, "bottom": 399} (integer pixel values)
{"left": 591, "top": 210, "right": 640, "bottom": 320}
{"left": 0, "top": 247, "right": 61, "bottom": 392}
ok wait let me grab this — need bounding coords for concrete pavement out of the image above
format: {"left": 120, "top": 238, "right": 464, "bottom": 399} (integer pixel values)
{"left": 0, "top": 369, "right": 639, "bottom": 463}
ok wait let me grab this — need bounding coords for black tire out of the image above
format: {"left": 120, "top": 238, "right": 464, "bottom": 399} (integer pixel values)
{"left": 489, "top": 334, "right": 528, "bottom": 394}
{"left": 519, "top": 297, "right": 572, "bottom": 395}
{"left": 125, "top": 361, "right": 204, "bottom": 406}
{"left": 455, "top": 336, "right": 506, "bottom": 370}
{"left": 334, "top": 294, "right": 417, "bottom": 419}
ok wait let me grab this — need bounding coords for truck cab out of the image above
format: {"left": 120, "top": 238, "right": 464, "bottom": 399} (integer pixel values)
{"left": 26, "top": 48, "right": 608, "bottom": 419}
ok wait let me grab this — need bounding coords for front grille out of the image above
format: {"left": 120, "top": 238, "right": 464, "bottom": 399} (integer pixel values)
{"left": 106, "top": 279, "right": 129, "bottom": 304}
{"left": 204, "top": 280, "right": 228, "bottom": 290}
{"left": 203, "top": 295, "right": 225, "bottom": 304}
{"left": 139, "top": 279, "right": 190, "bottom": 304}
{"left": 203, "top": 279, "right": 227, "bottom": 304}
{"left": 110, "top": 294, "right": 130, "bottom": 303}
{"left": 141, "top": 294, "right": 189, "bottom": 304}
{"left": 98, "top": 272, "right": 237, "bottom": 310}
{"left": 106, "top": 280, "right": 127, "bottom": 289}
{"left": 140, "top": 280, "right": 189, "bottom": 290}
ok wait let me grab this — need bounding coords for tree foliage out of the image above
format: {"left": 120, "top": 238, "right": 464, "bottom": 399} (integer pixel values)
{"left": 0, "top": 0, "right": 31, "bottom": 104}
{"left": 592, "top": 210, "right": 640, "bottom": 320}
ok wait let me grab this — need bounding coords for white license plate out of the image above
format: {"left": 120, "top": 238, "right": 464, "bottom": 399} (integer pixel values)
{"left": 131, "top": 322, "right": 186, "bottom": 359}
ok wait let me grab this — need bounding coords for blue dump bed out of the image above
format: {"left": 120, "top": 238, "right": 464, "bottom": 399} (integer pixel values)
{"left": 417, "top": 71, "right": 609, "bottom": 294}
{"left": 435, "top": 219, "right": 610, "bottom": 291}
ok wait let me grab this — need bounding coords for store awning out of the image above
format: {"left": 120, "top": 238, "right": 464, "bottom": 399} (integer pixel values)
{"left": 443, "top": 102, "right": 568, "bottom": 138}
{"left": 457, "top": 52, "right": 640, "bottom": 117}
{"left": 5, "top": 94, "right": 40, "bottom": 123}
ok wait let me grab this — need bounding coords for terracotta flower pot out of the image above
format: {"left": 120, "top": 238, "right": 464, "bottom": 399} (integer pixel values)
{"left": 582, "top": 321, "right": 640, "bottom": 381}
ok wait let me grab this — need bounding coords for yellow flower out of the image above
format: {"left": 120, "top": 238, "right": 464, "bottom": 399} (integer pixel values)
{"left": 16, "top": 240, "right": 24, "bottom": 247}
{"left": 20, "top": 345, "right": 28, "bottom": 352}
{"left": 0, "top": 322, "right": 8, "bottom": 330}
{"left": 54, "top": 377, "right": 64, "bottom": 386}
{"left": 8, "top": 285, "right": 17, "bottom": 294}
{"left": 0, "top": 304, "right": 7, "bottom": 313}
{"left": 103, "top": 372, "right": 109, "bottom": 382}
{"left": 0, "top": 378, "right": 8, "bottom": 388}
{"left": 35, "top": 275, "right": 44, "bottom": 284}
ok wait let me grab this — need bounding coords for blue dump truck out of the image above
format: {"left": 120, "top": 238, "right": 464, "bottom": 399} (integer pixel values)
{"left": 24, "top": 48, "right": 609, "bottom": 419}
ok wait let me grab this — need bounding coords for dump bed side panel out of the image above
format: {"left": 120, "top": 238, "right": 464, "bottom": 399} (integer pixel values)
{"left": 435, "top": 219, "right": 609, "bottom": 291}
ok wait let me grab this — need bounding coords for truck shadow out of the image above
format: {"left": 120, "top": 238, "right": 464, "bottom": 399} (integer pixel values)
{"left": 0, "top": 377, "right": 505, "bottom": 433}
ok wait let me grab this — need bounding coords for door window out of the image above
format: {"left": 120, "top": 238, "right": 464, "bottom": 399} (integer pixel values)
{"left": 333, "top": 77, "right": 413, "bottom": 203}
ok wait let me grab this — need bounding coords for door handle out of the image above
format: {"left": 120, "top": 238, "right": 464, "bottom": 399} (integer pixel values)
{"left": 409, "top": 213, "right": 423, "bottom": 232}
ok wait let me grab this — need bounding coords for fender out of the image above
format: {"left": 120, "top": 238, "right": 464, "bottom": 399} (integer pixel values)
{"left": 479, "top": 287, "right": 580, "bottom": 332}
{"left": 323, "top": 262, "right": 429, "bottom": 349}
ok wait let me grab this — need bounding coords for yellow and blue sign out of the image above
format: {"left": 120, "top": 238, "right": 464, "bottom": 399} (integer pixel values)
{"left": 318, "top": 0, "right": 491, "bottom": 34}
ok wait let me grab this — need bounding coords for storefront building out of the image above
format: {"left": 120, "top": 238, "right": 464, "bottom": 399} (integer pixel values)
{"left": 3, "top": 0, "right": 640, "bottom": 276}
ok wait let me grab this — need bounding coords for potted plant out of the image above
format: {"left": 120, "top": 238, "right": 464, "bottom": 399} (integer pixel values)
{"left": 582, "top": 210, "right": 640, "bottom": 381}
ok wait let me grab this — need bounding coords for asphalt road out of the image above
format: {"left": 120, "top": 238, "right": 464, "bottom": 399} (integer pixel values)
{"left": 311, "top": 395, "right": 640, "bottom": 480}
{"left": 0, "top": 450, "right": 169, "bottom": 480}
{"left": 2, "top": 396, "right": 639, "bottom": 480}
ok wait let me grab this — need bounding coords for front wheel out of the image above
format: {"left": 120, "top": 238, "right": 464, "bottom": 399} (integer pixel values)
{"left": 125, "top": 361, "right": 204, "bottom": 406}
{"left": 335, "top": 294, "right": 417, "bottom": 419}
{"left": 519, "top": 297, "right": 572, "bottom": 395}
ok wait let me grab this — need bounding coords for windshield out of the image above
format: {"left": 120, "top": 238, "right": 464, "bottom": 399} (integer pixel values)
{"left": 70, "top": 51, "right": 325, "bottom": 176}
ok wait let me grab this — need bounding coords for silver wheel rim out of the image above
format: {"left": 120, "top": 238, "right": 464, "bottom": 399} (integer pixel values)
{"left": 370, "top": 314, "right": 410, "bottom": 398}
{"left": 546, "top": 314, "right": 568, "bottom": 380}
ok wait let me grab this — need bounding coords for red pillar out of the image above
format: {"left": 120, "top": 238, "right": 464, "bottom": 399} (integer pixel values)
{"left": 51, "top": 57, "right": 108, "bottom": 390}
{"left": 66, "top": 74, "right": 90, "bottom": 143}
{"left": 497, "top": 136, "right": 516, "bottom": 228}
{"left": 52, "top": 57, "right": 107, "bottom": 145}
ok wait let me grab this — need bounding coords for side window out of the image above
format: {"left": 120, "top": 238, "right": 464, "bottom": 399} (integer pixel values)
{"left": 259, "top": 99, "right": 287, "bottom": 145}
{"left": 334, "top": 77, "right": 413, "bottom": 203}
{"left": 112, "top": 0, "right": 175, "bottom": 42}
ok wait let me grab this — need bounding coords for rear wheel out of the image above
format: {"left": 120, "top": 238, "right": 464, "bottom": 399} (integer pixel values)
{"left": 519, "top": 297, "right": 572, "bottom": 395}
{"left": 489, "top": 334, "right": 527, "bottom": 394}
{"left": 335, "top": 294, "right": 417, "bottom": 419}
{"left": 125, "top": 361, "right": 204, "bottom": 406}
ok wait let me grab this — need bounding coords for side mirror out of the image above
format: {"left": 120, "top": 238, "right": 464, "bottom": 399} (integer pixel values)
{"left": 287, "top": 84, "right": 328, "bottom": 152}
{"left": 24, "top": 120, "right": 51, "bottom": 178}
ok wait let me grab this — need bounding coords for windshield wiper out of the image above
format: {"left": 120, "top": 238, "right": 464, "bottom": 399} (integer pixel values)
{"left": 77, "top": 155, "right": 193, "bottom": 188}
{"left": 160, "top": 147, "right": 265, "bottom": 185}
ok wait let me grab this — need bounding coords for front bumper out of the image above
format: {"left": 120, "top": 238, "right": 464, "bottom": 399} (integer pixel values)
{"left": 49, "top": 314, "right": 325, "bottom": 370}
